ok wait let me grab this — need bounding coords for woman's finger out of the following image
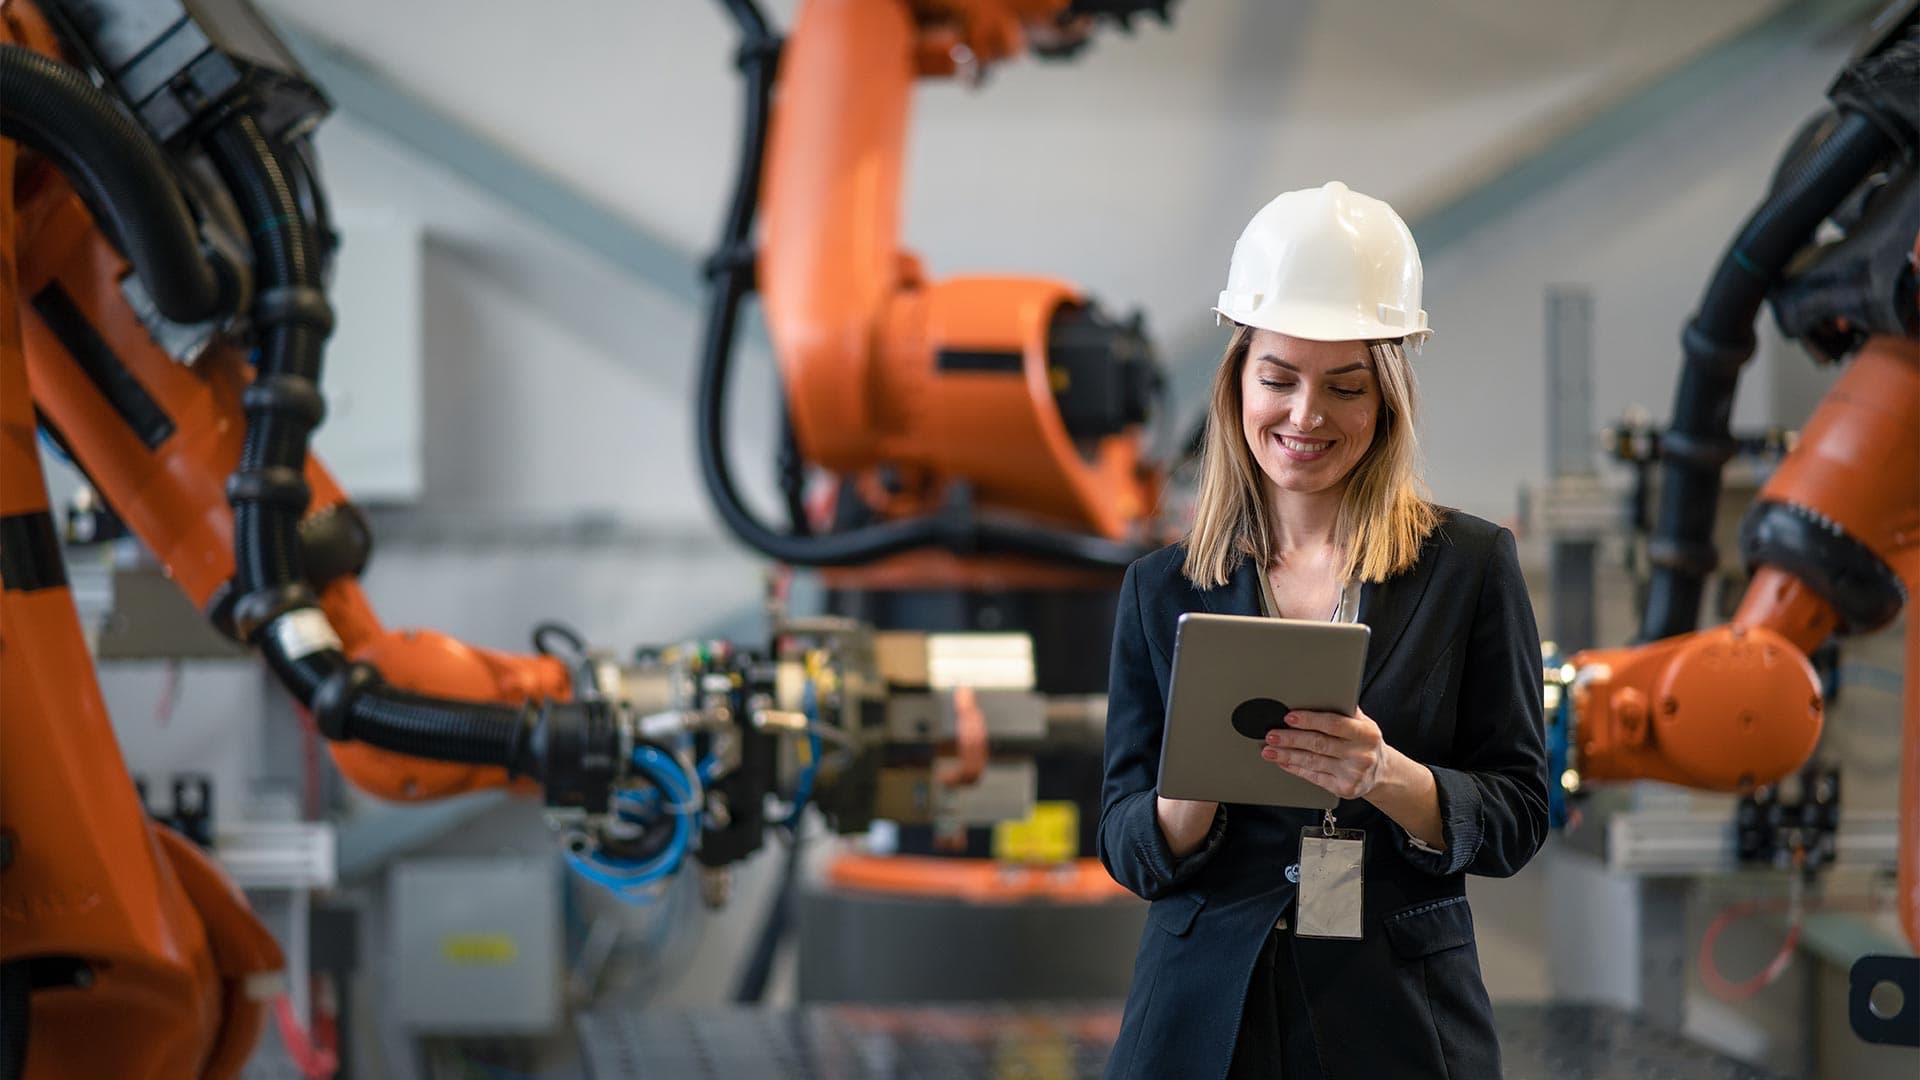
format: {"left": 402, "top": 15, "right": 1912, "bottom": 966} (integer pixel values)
{"left": 1262, "top": 746, "right": 1346, "bottom": 774}
{"left": 1266, "top": 729, "right": 1341, "bottom": 756}
{"left": 1281, "top": 709, "right": 1344, "bottom": 733}
{"left": 1285, "top": 709, "right": 1372, "bottom": 741}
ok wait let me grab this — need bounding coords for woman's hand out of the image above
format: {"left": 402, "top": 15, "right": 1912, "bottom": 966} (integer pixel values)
{"left": 1263, "top": 709, "right": 1444, "bottom": 848}
{"left": 1155, "top": 794, "right": 1219, "bottom": 859}
{"left": 1261, "top": 708, "right": 1391, "bottom": 798}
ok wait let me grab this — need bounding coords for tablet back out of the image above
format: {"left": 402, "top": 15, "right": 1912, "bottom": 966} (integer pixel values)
{"left": 1156, "top": 613, "right": 1371, "bottom": 808}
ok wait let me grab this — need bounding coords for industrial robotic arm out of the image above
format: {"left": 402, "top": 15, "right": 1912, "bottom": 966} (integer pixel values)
{"left": 699, "top": 0, "right": 1173, "bottom": 573}
{"left": 0, "top": 1, "right": 743, "bottom": 1074}
{"left": 1554, "top": 9, "right": 1920, "bottom": 962}
{"left": 0, "top": 2, "right": 745, "bottom": 1073}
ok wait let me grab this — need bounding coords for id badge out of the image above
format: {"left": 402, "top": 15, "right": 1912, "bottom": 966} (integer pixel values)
{"left": 1296, "top": 825, "right": 1365, "bottom": 940}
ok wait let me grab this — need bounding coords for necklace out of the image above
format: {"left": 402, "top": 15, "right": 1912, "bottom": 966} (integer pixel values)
{"left": 1264, "top": 565, "right": 1348, "bottom": 622}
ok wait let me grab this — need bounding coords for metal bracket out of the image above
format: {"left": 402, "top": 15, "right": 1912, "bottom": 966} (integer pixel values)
{"left": 1735, "top": 766, "right": 1843, "bottom": 872}
{"left": 1849, "top": 954, "right": 1919, "bottom": 1046}
{"left": 1603, "top": 808, "right": 1898, "bottom": 876}
{"left": 215, "top": 821, "right": 336, "bottom": 890}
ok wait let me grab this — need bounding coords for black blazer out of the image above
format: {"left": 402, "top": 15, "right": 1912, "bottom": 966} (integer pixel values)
{"left": 1098, "top": 510, "right": 1548, "bottom": 1080}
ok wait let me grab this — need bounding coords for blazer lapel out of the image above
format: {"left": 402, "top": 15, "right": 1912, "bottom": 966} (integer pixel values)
{"left": 1356, "top": 541, "right": 1440, "bottom": 695}
{"left": 1196, "top": 558, "right": 1262, "bottom": 617}
{"left": 1189, "top": 541, "right": 1440, "bottom": 693}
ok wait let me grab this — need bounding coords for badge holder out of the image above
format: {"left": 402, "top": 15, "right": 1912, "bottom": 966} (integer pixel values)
{"left": 1296, "top": 810, "right": 1365, "bottom": 940}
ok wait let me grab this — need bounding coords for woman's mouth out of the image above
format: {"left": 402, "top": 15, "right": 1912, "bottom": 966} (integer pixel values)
{"left": 1274, "top": 433, "right": 1334, "bottom": 461}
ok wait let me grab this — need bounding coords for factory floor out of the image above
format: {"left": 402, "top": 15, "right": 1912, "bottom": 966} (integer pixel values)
{"left": 570, "top": 1002, "right": 1785, "bottom": 1079}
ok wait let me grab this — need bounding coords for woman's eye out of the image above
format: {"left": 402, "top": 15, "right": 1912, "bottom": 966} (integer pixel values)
{"left": 1260, "top": 379, "right": 1364, "bottom": 398}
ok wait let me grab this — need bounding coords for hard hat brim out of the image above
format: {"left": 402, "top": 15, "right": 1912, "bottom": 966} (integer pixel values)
{"left": 1212, "top": 303, "right": 1432, "bottom": 346}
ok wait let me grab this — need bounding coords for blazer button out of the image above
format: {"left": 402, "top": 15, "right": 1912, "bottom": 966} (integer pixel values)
{"left": 1285, "top": 863, "right": 1300, "bottom": 883}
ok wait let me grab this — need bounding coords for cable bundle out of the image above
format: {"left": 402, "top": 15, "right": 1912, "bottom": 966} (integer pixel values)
{"left": 566, "top": 746, "right": 703, "bottom": 904}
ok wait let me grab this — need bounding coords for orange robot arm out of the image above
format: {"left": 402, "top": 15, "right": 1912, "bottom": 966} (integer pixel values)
{"left": 17, "top": 185, "right": 570, "bottom": 801}
{"left": 763, "top": 0, "right": 1157, "bottom": 536}
{"left": 2, "top": 10, "right": 288, "bottom": 1079}
{"left": 1570, "top": 335, "right": 1918, "bottom": 794}
{"left": 3, "top": 7, "right": 661, "bottom": 1072}
{"left": 700, "top": 0, "right": 1172, "bottom": 572}
{"left": 1563, "top": 28, "right": 1919, "bottom": 951}
{"left": 4, "top": 0, "right": 601, "bottom": 806}
{"left": 1571, "top": 331, "right": 1919, "bottom": 952}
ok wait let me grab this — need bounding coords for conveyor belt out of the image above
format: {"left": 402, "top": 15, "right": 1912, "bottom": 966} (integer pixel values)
{"left": 576, "top": 1002, "right": 1785, "bottom": 1079}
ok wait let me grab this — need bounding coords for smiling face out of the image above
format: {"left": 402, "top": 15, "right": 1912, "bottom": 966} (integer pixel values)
{"left": 1239, "top": 329, "right": 1380, "bottom": 503}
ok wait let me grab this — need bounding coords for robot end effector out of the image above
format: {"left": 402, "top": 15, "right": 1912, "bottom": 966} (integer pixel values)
{"left": 1562, "top": 320, "right": 1918, "bottom": 790}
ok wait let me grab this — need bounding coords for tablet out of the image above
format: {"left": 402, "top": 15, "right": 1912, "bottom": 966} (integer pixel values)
{"left": 1156, "top": 612, "right": 1371, "bottom": 808}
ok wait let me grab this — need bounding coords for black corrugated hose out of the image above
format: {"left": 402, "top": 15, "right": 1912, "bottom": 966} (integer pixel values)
{"left": 1637, "top": 108, "right": 1892, "bottom": 642}
{"left": 201, "top": 109, "right": 538, "bottom": 770}
{"left": 696, "top": 0, "right": 1149, "bottom": 569}
{"left": 0, "top": 46, "right": 229, "bottom": 323}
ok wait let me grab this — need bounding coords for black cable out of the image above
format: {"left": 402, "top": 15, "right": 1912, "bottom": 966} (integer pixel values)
{"left": 1638, "top": 109, "right": 1891, "bottom": 641}
{"left": 284, "top": 136, "right": 339, "bottom": 275}
{"left": 716, "top": 0, "right": 777, "bottom": 249}
{"left": 203, "top": 111, "right": 542, "bottom": 771}
{"left": 533, "top": 621, "right": 590, "bottom": 661}
{"left": 733, "top": 830, "right": 804, "bottom": 1003}
{"left": 777, "top": 404, "right": 811, "bottom": 537}
{"left": 194, "top": 113, "right": 623, "bottom": 807}
{"left": 0, "top": 46, "right": 229, "bottom": 322}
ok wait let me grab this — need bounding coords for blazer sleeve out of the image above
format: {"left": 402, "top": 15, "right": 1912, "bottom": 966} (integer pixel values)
{"left": 1097, "top": 560, "right": 1228, "bottom": 901}
{"left": 1392, "top": 526, "right": 1551, "bottom": 878}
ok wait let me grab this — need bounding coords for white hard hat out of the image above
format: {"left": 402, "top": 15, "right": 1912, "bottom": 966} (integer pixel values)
{"left": 1213, "top": 181, "right": 1431, "bottom": 346}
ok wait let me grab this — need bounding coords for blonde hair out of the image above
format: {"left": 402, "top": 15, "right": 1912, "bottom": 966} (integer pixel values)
{"left": 1181, "top": 324, "right": 1438, "bottom": 588}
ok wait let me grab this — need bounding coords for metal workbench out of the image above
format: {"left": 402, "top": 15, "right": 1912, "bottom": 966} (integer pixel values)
{"left": 576, "top": 1002, "right": 1785, "bottom": 1079}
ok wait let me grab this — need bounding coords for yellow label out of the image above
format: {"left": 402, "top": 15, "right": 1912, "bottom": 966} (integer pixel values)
{"left": 992, "top": 801, "right": 1079, "bottom": 865}
{"left": 996, "top": 1036, "right": 1073, "bottom": 1080}
{"left": 441, "top": 933, "right": 518, "bottom": 966}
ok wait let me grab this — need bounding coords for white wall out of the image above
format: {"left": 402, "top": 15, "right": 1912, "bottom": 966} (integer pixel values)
{"left": 314, "top": 209, "right": 426, "bottom": 502}
{"left": 307, "top": 112, "right": 778, "bottom": 523}
{"left": 304, "top": 109, "right": 783, "bottom": 653}
{"left": 259, "top": 0, "right": 1781, "bottom": 345}
{"left": 1416, "top": 29, "right": 1855, "bottom": 520}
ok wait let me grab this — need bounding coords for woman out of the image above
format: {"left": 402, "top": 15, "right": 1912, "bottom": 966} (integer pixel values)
{"left": 1098, "top": 182, "right": 1548, "bottom": 1079}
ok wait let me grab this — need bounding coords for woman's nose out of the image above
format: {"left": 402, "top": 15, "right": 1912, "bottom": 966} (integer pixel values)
{"left": 1291, "top": 390, "right": 1326, "bottom": 432}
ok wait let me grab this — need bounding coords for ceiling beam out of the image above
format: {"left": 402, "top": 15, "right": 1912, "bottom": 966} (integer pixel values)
{"left": 1407, "top": 0, "right": 1884, "bottom": 257}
